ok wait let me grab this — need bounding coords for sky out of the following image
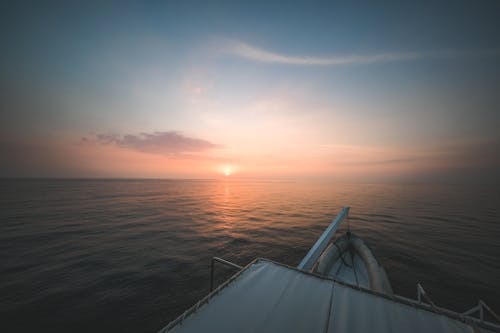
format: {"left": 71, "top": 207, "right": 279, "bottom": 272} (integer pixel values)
{"left": 1, "top": 0, "right": 499, "bottom": 182}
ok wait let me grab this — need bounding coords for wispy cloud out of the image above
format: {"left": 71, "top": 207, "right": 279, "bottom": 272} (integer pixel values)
{"left": 216, "top": 38, "right": 500, "bottom": 66}
{"left": 217, "top": 38, "right": 422, "bottom": 65}
{"left": 86, "top": 131, "right": 222, "bottom": 156}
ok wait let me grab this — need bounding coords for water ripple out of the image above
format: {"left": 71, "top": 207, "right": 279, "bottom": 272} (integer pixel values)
{"left": 0, "top": 179, "right": 499, "bottom": 332}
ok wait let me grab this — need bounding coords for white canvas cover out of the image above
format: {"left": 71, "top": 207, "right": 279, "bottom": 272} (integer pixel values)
{"left": 160, "top": 260, "right": 490, "bottom": 333}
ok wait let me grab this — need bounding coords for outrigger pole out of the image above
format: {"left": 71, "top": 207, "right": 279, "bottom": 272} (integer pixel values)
{"left": 297, "top": 206, "right": 350, "bottom": 271}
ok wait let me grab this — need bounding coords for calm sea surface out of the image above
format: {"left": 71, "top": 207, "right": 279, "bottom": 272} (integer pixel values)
{"left": 1, "top": 179, "right": 499, "bottom": 332}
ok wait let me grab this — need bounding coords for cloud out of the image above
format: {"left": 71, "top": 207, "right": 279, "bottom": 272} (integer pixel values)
{"left": 88, "top": 131, "right": 222, "bottom": 156}
{"left": 217, "top": 38, "right": 422, "bottom": 65}
{"left": 344, "top": 157, "right": 418, "bottom": 166}
{"left": 216, "top": 38, "right": 500, "bottom": 66}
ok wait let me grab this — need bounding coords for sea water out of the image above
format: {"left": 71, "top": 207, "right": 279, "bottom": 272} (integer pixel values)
{"left": 1, "top": 179, "right": 499, "bottom": 332}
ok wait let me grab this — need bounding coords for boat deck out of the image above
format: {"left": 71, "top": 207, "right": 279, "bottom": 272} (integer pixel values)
{"left": 160, "top": 259, "right": 493, "bottom": 333}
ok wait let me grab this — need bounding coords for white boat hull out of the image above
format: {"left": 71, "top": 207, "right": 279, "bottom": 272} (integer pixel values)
{"left": 314, "top": 232, "right": 393, "bottom": 295}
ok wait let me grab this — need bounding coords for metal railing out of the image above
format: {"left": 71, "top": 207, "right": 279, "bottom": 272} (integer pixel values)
{"left": 210, "top": 257, "right": 242, "bottom": 291}
{"left": 416, "top": 283, "right": 436, "bottom": 309}
{"left": 393, "top": 283, "right": 500, "bottom": 331}
{"left": 463, "top": 299, "right": 500, "bottom": 324}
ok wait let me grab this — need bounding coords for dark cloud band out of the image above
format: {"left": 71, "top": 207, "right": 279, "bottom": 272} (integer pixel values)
{"left": 90, "top": 131, "right": 221, "bottom": 156}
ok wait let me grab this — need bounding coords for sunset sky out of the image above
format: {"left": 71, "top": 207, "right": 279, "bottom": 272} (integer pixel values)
{"left": 1, "top": 1, "right": 499, "bottom": 181}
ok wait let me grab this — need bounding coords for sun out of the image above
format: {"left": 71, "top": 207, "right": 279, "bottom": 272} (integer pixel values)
{"left": 222, "top": 165, "right": 233, "bottom": 176}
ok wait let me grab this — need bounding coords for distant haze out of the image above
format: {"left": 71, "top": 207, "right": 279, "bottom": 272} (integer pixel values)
{"left": 1, "top": 1, "right": 499, "bottom": 182}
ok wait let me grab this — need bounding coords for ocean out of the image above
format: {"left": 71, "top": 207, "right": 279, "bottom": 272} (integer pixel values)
{"left": 1, "top": 179, "right": 499, "bottom": 332}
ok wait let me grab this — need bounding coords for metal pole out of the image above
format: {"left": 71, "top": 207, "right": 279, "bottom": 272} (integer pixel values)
{"left": 210, "top": 258, "right": 215, "bottom": 292}
{"left": 210, "top": 257, "right": 243, "bottom": 292}
{"left": 297, "top": 207, "right": 350, "bottom": 271}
